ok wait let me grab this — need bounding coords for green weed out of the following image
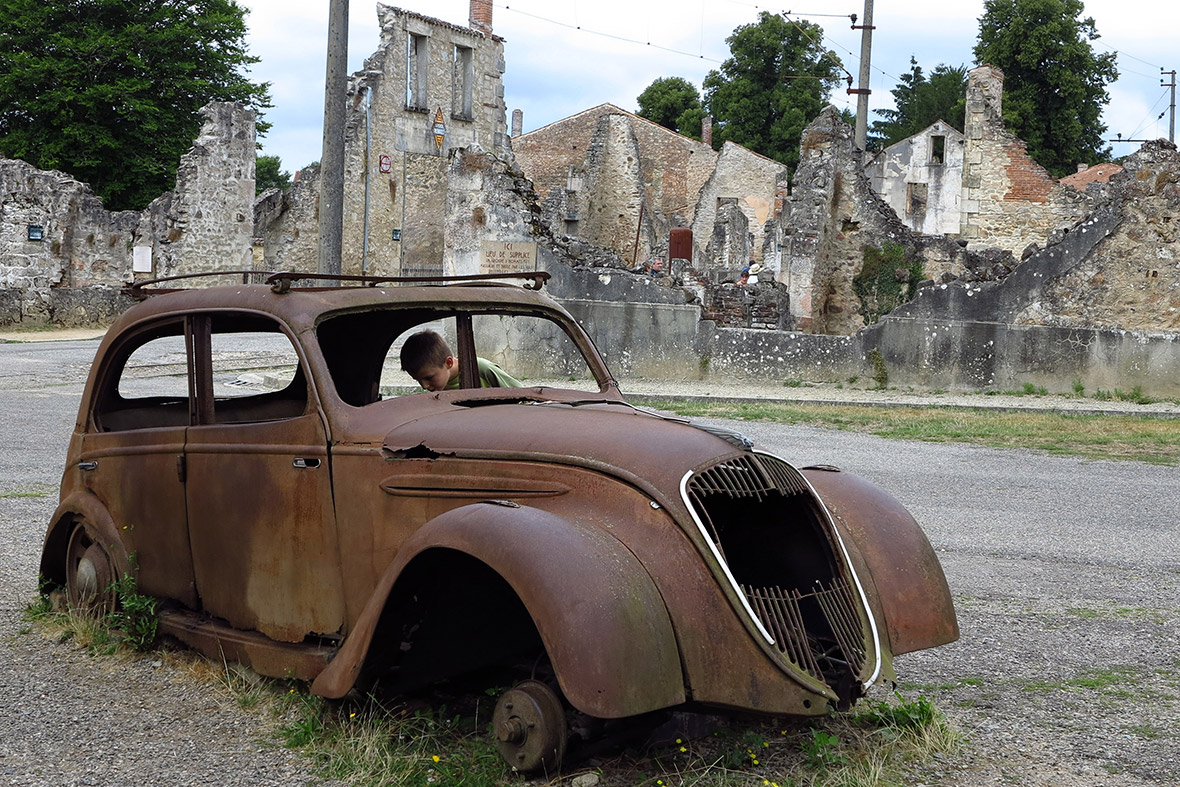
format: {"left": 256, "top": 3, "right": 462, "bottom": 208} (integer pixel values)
{"left": 868, "top": 349, "right": 888, "bottom": 390}
{"left": 107, "top": 574, "right": 159, "bottom": 651}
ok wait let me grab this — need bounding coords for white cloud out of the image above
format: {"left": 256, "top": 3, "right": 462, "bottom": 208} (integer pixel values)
{"left": 242, "top": 0, "right": 1180, "bottom": 170}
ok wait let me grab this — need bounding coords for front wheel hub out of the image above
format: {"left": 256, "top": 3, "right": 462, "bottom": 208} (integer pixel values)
{"left": 491, "top": 679, "right": 567, "bottom": 772}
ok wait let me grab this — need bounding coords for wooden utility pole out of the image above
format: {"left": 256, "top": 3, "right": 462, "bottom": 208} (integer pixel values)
{"left": 318, "top": 0, "right": 349, "bottom": 275}
{"left": 851, "top": 0, "right": 875, "bottom": 150}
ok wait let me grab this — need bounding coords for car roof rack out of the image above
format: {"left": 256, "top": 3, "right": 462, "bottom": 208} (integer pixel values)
{"left": 126, "top": 270, "right": 551, "bottom": 299}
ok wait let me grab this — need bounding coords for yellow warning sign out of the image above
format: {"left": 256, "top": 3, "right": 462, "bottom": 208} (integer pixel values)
{"left": 433, "top": 107, "right": 446, "bottom": 151}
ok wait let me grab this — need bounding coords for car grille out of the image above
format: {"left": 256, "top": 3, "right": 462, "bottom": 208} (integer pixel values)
{"left": 685, "top": 453, "right": 867, "bottom": 689}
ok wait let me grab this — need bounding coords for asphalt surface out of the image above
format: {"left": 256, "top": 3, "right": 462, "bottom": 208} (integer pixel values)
{"left": 1, "top": 334, "right": 1177, "bottom": 785}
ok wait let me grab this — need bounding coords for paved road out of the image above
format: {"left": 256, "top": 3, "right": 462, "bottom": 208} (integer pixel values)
{"left": 1, "top": 337, "right": 1177, "bottom": 785}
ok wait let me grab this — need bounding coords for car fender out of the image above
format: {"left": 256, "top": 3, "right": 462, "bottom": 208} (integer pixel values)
{"left": 801, "top": 468, "right": 959, "bottom": 655}
{"left": 313, "top": 501, "right": 686, "bottom": 717}
{"left": 40, "top": 491, "right": 134, "bottom": 584}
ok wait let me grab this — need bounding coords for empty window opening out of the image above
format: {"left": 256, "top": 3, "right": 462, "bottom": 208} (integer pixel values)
{"left": 452, "top": 45, "right": 474, "bottom": 119}
{"left": 930, "top": 135, "right": 946, "bottom": 165}
{"left": 406, "top": 33, "right": 428, "bottom": 110}
{"left": 907, "top": 182, "right": 928, "bottom": 218}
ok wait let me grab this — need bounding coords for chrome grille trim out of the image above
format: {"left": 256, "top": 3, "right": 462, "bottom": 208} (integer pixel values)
{"left": 681, "top": 451, "right": 884, "bottom": 691}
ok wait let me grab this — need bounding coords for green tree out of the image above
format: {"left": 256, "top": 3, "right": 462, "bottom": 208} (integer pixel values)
{"left": 702, "top": 12, "right": 843, "bottom": 170}
{"left": 0, "top": 0, "right": 271, "bottom": 211}
{"left": 974, "top": 0, "right": 1117, "bottom": 176}
{"left": 870, "top": 58, "right": 967, "bottom": 149}
{"left": 637, "top": 77, "right": 704, "bottom": 138}
{"left": 255, "top": 155, "right": 291, "bottom": 194}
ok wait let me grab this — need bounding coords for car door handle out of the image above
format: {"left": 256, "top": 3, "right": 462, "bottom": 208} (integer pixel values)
{"left": 79, "top": 461, "right": 98, "bottom": 471}
{"left": 293, "top": 457, "right": 321, "bottom": 469}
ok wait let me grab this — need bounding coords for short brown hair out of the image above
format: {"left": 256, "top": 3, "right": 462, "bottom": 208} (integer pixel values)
{"left": 400, "top": 330, "right": 451, "bottom": 376}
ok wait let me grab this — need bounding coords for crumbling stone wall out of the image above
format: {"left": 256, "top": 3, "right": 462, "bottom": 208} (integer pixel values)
{"left": 702, "top": 281, "right": 790, "bottom": 330}
{"left": 892, "top": 141, "right": 1180, "bottom": 332}
{"left": 253, "top": 167, "right": 319, "bottom": 273}
{"left": 0, "top": 158, "right": 137, "bottom": 290}
{"left": 512, "top": 106, "right": 787, "bottom": 276}
{"left": 1, "top": 101, "right": 255, "bottom": 325}
{"left": 781, "top": 107, "right": 981, "bottom": 335}
{"left": 960, "top": 65, "right": 1093, "bottom": 253}
{"left": 691, "top": 142, "right": 789, "bottom": 275}
{"left": 577, "top": 114, "right": 648, "bottom": 264}
{"left": 512, "top": 104, "right": 718, "bottom": 266}
{"left": 138, "top": 102, "right": 256, "bottom": 278}
{"left": 1022, "top": 142, "right": 1180, "bottom": 331}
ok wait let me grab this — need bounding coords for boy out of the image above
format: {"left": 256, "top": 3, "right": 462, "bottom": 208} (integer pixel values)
{"left": 399, "top": 329, "right": 522, "bottom": 392}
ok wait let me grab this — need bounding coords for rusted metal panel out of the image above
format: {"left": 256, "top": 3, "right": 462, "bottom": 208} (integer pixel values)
{"left": 801, "top": 468, "right": 960, "bottom": 655}
{"left": 185, "top": 414, "right": 346, "bottom": 642}
{"left": 314, "top": 502, "right": 686, "bottom": 718}
{"left": 158, "top": 608, "right": 334, "bottom": 681}
{"left": 77, "top": 428, "right": 197, "bottom": 608}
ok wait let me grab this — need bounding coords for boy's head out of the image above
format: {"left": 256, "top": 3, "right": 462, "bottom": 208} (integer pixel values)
{"left": 400, "top": 330, "right": 458, "bottom": 391}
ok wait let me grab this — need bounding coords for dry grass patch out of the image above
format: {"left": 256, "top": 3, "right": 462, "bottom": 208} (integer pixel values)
{"left": 645, "top": 400, "right": 1180, "bottom": 466}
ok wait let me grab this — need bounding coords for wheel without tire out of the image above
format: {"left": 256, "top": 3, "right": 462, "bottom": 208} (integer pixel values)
{"left": 492, "top": 679, "right": 567, "bottom": 772}
{"left": 65, "top": 525, "right": 116, "bottom": 613}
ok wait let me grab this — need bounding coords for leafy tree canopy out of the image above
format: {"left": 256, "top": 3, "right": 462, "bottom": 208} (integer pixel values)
{"left": 637, "top": 76, "right": 704, "bottom": 139}
{"left": 703, "top": 12, "right": 843, "bottom": 171}
{"left": 255, "top": 155, "right": 291, "bottom": 194}
{"left": 974, "top": 0, "right": 1117, "bottom": 176}
{"left": 869, "top": 58, "right": 967, "bottom": 150}
{"left": 0, "top": 0, "right": 271, "bottom": 211}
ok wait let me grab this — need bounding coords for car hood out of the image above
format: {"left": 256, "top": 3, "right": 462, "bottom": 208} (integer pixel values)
{"left": 380, "top": 398, "right": 752, "bottom": 496}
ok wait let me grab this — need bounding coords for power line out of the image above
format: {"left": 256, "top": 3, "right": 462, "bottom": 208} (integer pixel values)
{"left": 501, "top": 4, "right": 725, "bottom": 63}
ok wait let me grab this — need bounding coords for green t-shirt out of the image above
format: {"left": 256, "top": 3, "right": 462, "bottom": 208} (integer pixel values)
{"left": 443, "top": 357, "right": 522, "bottom": 390}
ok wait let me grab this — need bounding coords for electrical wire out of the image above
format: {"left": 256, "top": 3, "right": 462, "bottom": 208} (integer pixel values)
{"left": 501, "top": 4, "right": 725, "bottom": 63}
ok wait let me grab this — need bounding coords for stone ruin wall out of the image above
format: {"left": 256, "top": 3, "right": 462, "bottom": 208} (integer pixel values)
{"left": 142, "top": 102, "right": 257, "bottom": 278}
{"left": 1015, "top": 141, "right": 1180, "bottom": 332}
{"left": 0, "top": 102, "right": 256, "bottom": 326}
{"left": 253, "top": 167, "right": 320, "bottom": 273}
{"left": 691, "top": 142, "right": 789, "bottom": 273}
{"left": 333, "top": 4, "right": 508, "bottom": 278}
{"left": 782, "top": 107, "right": 983, "bottom": 336}
{"left": 511, "top": 105, "right": 720, "bottom": 268}
{"left": 960, "top": 65, "right": 1093, "bottom": 254}
{"left": 578, "top": 114, "right": 648, "bottom": 265}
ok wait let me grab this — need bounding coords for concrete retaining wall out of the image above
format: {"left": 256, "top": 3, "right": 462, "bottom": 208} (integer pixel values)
{"left": 557, "top": 295, "right": 1180, "bottom": 398}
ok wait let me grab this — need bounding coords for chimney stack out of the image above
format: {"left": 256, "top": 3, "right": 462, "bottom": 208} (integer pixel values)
{"left": 701, "top": 115, "right": 713, "bottom": 147}
{"left": 512, "top": 109, "right": 523, "bottom": 137}
{"left": 470, "top": 0, "right": 492, "bottom": 33}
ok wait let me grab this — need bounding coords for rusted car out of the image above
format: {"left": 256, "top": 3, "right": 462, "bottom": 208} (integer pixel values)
{"left": 42, "top": 271, "right": 958, "bottom": 771}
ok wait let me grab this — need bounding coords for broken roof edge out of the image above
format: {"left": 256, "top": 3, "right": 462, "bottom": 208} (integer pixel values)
{"left": 376, "top": 2, "right": 505, "bottom": 43}
{"left": 514, "top": 102, "right": 775, "bottom": 164}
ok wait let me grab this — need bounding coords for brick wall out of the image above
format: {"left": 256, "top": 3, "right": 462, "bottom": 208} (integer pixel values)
{"left": 960, "top": 65, "right": 1093, "bottom": 252}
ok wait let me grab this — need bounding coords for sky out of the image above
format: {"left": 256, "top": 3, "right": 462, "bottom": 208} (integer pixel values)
{"left": 241, "top": 0, "right": 1180, "bottom": 172}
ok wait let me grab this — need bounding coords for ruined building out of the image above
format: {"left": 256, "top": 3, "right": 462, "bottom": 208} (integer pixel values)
{"left": 1, "top": 102, "right": 256, "bottom": 324}
{"left": 865, "top": 120, "right": 965, "bottom": 236}
{"left": 511, "top": 105, "right": 789, "bottom": 275}
{"left": 256, "top": 1, "right": 509, "bottom": 277}
{"left": 865, "top": 66, "right": 1094, "bottom": 256}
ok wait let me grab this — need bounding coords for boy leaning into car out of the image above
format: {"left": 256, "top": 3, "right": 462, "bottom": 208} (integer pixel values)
{"left": 399, "top": 329, "right": 522, "bottom": 391}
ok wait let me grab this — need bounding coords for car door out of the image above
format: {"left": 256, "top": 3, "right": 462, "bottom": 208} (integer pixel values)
{"left": 83, "top": 318, "right": 198, "bottom": 609}
{"left": 182, "top": 313, "right": 346, "bottom": 643}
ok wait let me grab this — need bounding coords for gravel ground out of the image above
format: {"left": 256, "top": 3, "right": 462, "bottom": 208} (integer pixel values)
{"left": 2, "top": 333, "right": 1177, "bottom": 785}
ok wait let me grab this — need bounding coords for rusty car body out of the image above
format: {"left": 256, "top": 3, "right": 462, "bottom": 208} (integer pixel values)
{"left": 42, "top": 271, "right": 958, "bottom": 770}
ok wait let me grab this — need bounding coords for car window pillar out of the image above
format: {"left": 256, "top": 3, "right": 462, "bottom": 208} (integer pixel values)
{"left": 186, "top": 315, "right": 214, "bottom": 425}
{"left": 455, "top": 313, "right": 478, "bottom": 389}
